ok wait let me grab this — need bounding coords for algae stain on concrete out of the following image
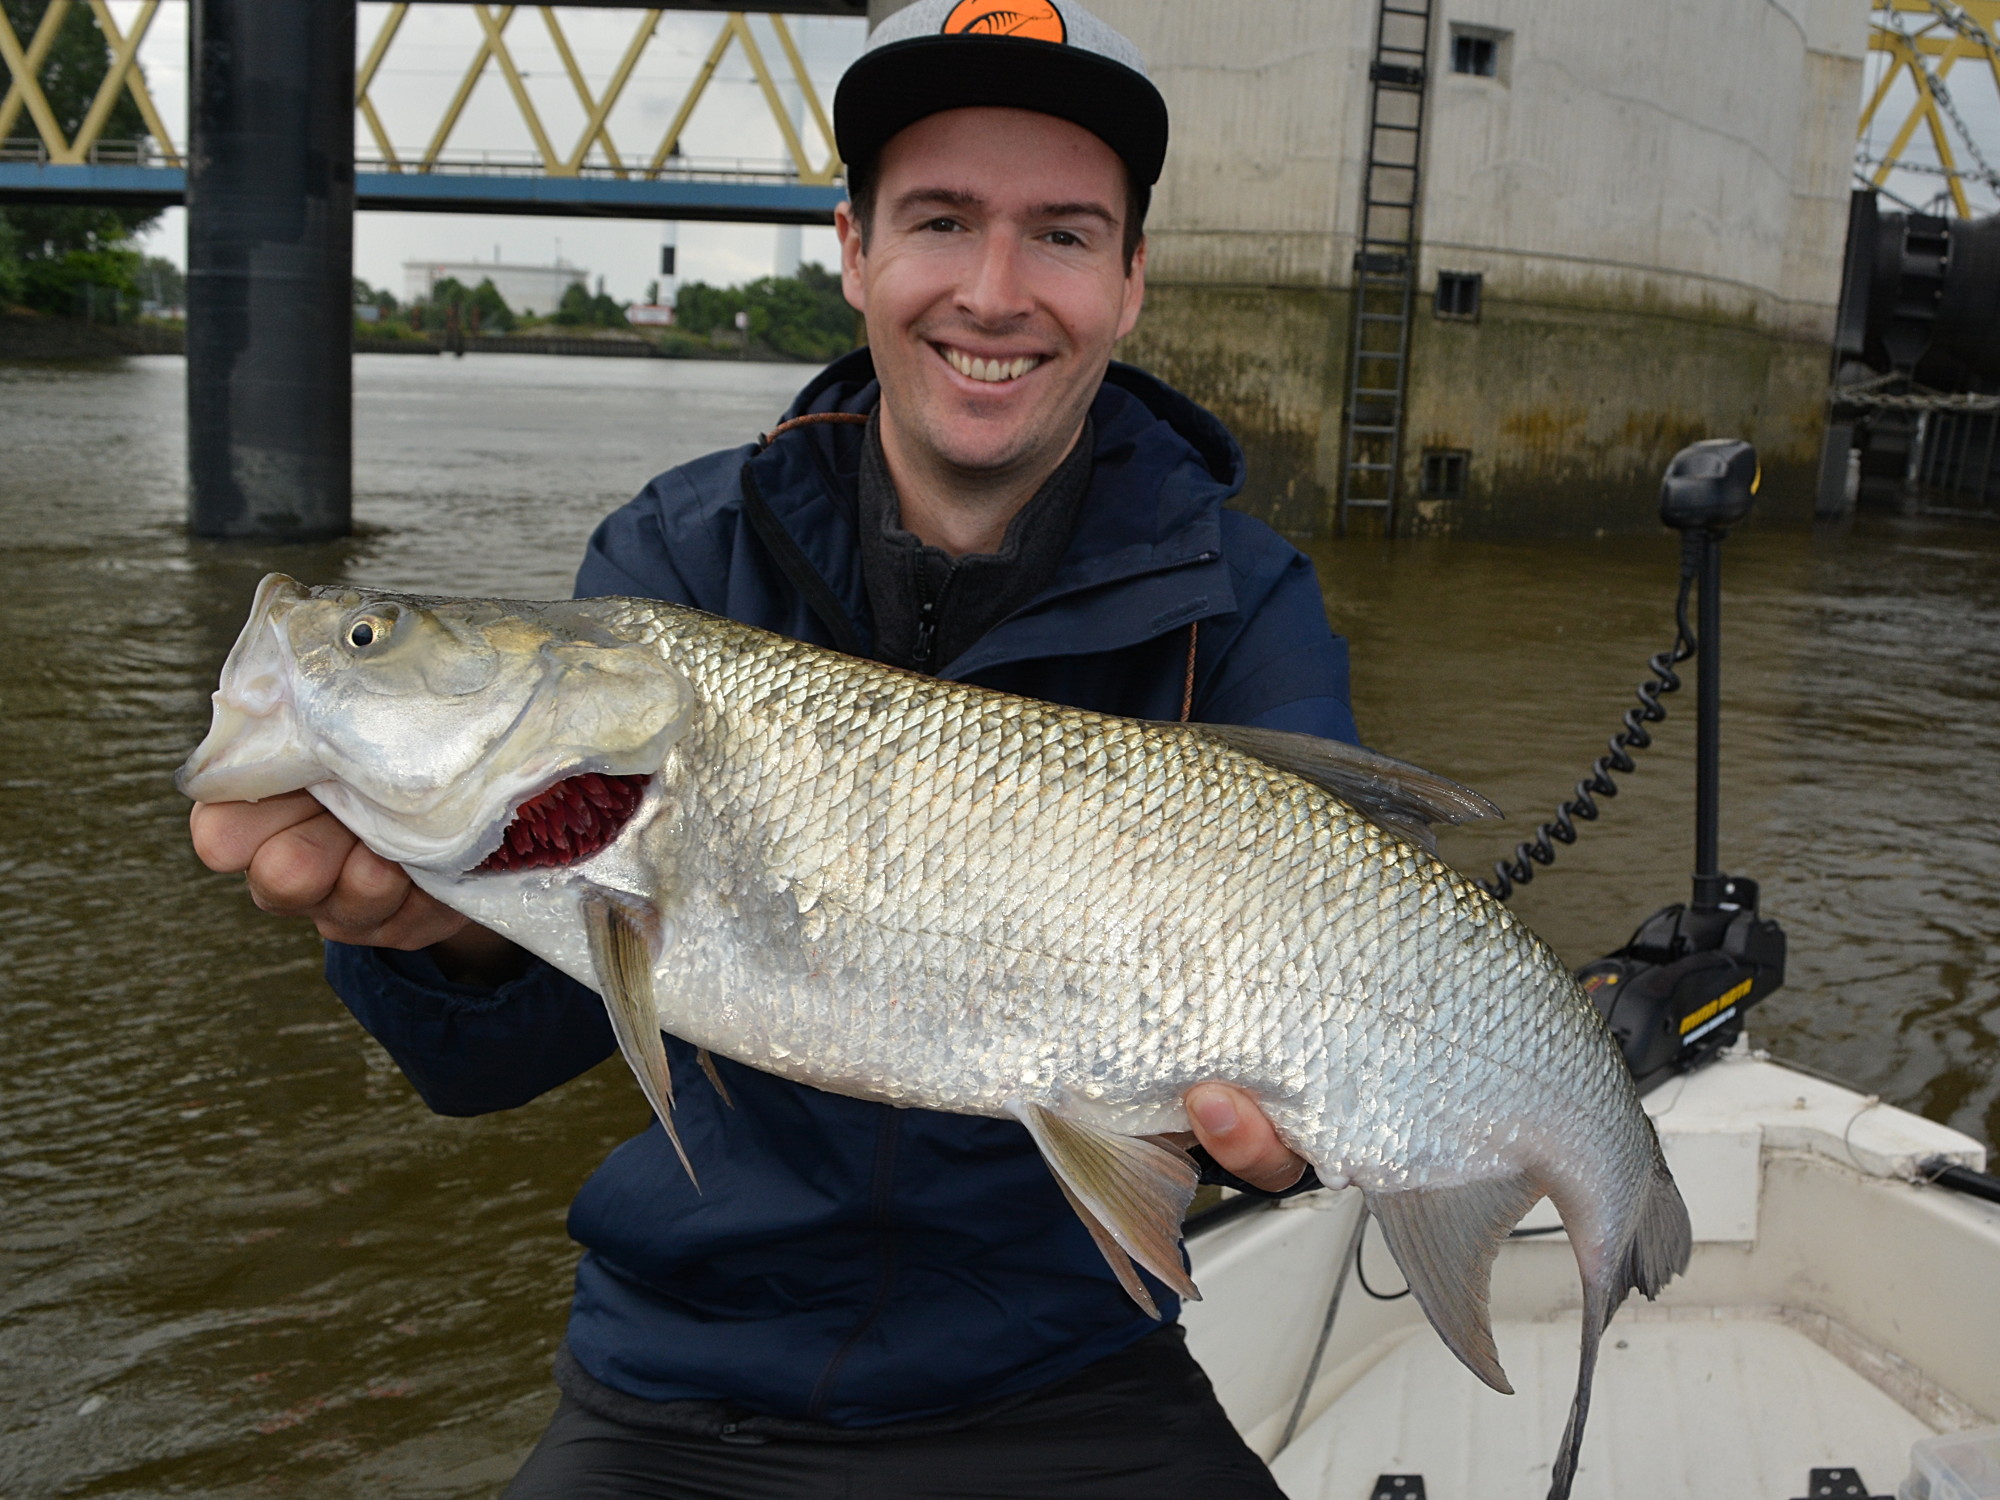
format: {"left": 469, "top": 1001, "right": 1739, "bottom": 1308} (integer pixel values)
{"left": 1118, "top": 282, "right": 1348, "bottom": 539}
{"left": 1121, "top": 280, "right": 1829, "bottom": 539}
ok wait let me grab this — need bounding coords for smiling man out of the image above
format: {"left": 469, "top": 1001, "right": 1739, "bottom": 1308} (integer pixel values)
{"left": 188, "top": 2, "right": 1358, "bottom": 1495}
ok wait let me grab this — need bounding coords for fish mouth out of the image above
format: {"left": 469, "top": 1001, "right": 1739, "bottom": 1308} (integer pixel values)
{"left": 472, "top": 771, "right": 650, "bottom": 874}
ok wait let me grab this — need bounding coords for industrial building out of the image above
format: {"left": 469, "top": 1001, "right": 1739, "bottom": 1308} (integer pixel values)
{"left": 1051, "top": 0, "right": 1871, "bottom": 536}
{"left": 402, "top": 258, "right": 590, "bottom": 318}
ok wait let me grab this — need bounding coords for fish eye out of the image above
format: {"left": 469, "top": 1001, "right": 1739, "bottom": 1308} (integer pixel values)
{"left": 345, "top": 614, "right": 390, "bottom": 651}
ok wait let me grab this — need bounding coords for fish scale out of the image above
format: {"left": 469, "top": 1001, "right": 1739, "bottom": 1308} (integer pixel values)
{"left": 179, "top": 577, "right": 1692, "bottom": 1500}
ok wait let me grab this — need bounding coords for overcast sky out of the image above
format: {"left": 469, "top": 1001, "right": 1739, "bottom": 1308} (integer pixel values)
{"left": 119, "top": 3, "right": 2000, "bottom": 296}
{"left": 128, "top": 3, "right": 865, "bottom": 301}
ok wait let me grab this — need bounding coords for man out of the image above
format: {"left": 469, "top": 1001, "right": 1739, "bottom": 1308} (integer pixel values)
{"left": 190, "top": 2, "right": 1358, "bottom": 1493}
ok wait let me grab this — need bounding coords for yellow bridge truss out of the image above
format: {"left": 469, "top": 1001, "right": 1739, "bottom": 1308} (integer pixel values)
{"left": 0, "top": 0, "right": 178, "bottom": 165}
{"left": 356, "top": 5, "right": 841, "bottom": 184}
{"left": 1864, "top": 0, "right": 2000, "bottom": 217}
{"left": 3, "top": 4, "right": 1996, "bottom": 216}
{"left": 0, "top": 3, "right": 841, "bottom": 184}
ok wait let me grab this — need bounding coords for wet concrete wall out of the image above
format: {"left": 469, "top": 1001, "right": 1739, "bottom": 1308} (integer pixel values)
{"left": 1119, "top": 287, "right": 1826, "bottom": 539}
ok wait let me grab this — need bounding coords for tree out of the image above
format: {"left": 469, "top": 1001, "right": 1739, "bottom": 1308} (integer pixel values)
{"left": 0, "top": 1, "right": 160, "bottom": 315}
{"left": 418, "top": 274, "right": 515, "bottom": 333}
{"left": 554, "top": 279, "right": 627, "bottom": 328}
{"left": 672, "top": 262, "right": 856, "bottom": 360}
{"left": 139, "top": 256, "right": 184, "bottom": 310}
{"left": 352, "top": 276, "right": 398, "bottom": 316}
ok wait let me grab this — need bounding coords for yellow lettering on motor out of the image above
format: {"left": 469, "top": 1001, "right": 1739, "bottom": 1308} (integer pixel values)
{"left": 1680, "top": 977, "right": 1755, "bottom": 1037}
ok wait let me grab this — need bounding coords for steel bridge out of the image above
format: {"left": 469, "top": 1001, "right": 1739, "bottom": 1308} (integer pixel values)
{"left": 7, "top": 2, "right": 2000, "bottom": 224}
{"left": 0, "top": 1, "right": 856, "bottom": 223}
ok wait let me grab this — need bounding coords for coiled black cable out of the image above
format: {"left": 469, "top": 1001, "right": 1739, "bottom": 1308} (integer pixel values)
{"left": 1477, "top": 568, "right": 1698, "bottom": 901}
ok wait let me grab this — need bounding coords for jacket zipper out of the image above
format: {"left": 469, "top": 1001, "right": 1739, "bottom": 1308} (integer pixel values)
{"left": 912, "top": 597, "right": 939, "bottom": 675}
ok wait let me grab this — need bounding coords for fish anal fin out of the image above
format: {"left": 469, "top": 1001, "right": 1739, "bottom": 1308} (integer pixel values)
{"left": 580, "top": 889, "right": 699, "bottom": 1191}
{"left": 696, "top": 1048, "right": 734, "bottom": 1108}
{"left": 1006, "top": 1100, "right": 1200, "bottom": 1309}
{"left": 1166, "top": 722, "right": 1501, "bottom": 853}
{"left": 1365, "top": 1171, "right": 1542, "bottom": 1396}
{"left": 1050, "top": 1175, "right": 1162, "bottom": 1320}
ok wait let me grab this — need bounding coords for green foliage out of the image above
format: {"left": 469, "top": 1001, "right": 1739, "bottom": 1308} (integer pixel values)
{"left": 352, "top": 276, "right": 398, "bottom": 315}
{"left": 137, "top": 255, "right": 183, "bottom": 309}
{"left": 673, "top": 262, "right": 856, "bottom": 361}
{"left": 0, "top": 4, "right": 159, "bottom": 314}
{"left": 554, "top": 279, "right": 627, "bottom": 328}
{"left": 0, "top": 216, "right": 21, "bottom": 305}
{"left": 420, "top": 275, "right": 516, "bottom": 333}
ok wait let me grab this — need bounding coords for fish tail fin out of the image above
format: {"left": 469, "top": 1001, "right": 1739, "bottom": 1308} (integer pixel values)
{"left": 1364, "top": 1169, "right": 1542, "bottom": 1395}
{"left": 1546, "top": 1154, "right": 1690, "bottom": 1500}
{"left": 1545, "top": 1280, "right": 1610, "bottom": 1500}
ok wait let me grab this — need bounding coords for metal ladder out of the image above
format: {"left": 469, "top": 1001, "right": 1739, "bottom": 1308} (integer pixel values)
{"left": 1337, "top": 0, "right": 1434, "bottom": 536}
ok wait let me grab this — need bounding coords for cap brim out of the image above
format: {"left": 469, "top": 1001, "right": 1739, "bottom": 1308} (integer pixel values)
{"left": 834, "top": 35, "right": 1167, "bottom": 187}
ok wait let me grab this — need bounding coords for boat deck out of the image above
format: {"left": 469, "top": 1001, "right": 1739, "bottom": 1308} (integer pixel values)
{"left": 1182, "top": 1048, "right": 1999, "bottom": 1500}
{"left": 1272, "top": 1311, "right": 1930, "bottom": 1500}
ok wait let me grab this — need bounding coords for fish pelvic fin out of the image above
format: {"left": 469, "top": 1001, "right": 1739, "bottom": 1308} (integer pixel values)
{"left": 1364, "top": 1170, "right": 1542, "bottom": 1395}
{"left": 1545, "top": 1154, "right": 1689, "bottom": 1500}
{"left": 1160, "top": 722, "right": 1500, "bottom": 854}
{"left": 1006, "top": 1100, "right": 1200, "bottom": 1315}
{"left": 696, "top": 1049, "right": 735, "bottom": 1109}
{"left": 580, "top": 889, "right": 699, "bottom": 1191}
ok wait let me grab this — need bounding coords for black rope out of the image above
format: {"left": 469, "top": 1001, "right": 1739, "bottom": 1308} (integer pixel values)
{"left": 1477, "top": 569, "right": 1698, "bottom": 901}
{"left": 1354, "top": 1215, "right": 1411, "bottom": 1301}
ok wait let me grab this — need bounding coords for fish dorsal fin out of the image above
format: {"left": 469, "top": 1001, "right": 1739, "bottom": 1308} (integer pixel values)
{"left": 1007, "top": 1101, "right": 1201, "bottom": 1315}
{"left": 1169, "top": 723, "right": 1500, "bottom": 854}
{"left": 1364, "top": 1171, "right": 1542, "bottom": 1395}
{"left": 580, "top": 889, "right": 699, "bottom": 1189}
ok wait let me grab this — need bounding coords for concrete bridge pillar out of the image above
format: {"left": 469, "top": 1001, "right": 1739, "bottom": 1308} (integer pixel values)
{"left": 186, "top": 0, "right": 356, "bottom": 540}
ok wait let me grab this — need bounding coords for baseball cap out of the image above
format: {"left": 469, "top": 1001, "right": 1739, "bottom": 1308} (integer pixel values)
{"left": 833, "top": 0, "right": 1169, "bottom": 188}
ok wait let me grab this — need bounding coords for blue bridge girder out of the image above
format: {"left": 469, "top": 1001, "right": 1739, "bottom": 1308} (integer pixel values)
{"left": 0, "top": 162, "right": 845, "bottom": 224}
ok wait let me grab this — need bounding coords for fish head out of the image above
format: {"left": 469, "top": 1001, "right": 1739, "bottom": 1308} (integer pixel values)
{"left": 176, "top": 574, "right": 692, "bottom": 872}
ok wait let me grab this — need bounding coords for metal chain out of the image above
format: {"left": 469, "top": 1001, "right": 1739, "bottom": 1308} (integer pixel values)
{"left": 1830, "top": 372, "right": 2000, "bottom": 412}
{"left": 1875, "top": 2, "right": 2000, "bottom": 196}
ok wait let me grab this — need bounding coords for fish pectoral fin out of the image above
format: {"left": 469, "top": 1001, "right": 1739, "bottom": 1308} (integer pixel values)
{"left": 1006, "top": 1101, "right": 1201, "bottom": 1311}
{"left": 1166, "top": 722, "right": 1501, "bottom": 854}
{"left": 695, "top": 1048, "right": 734, "bottom": 1108}
{"left": 1365, "top": 1171, "right": 1542, "bottom": 1396}
{"left": 580, "top": 889, "right": 699, "bottom": 1190}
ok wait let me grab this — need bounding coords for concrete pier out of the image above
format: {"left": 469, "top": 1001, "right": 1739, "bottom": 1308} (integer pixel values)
{"left": 185, "top": 0, "right": 356, "bottom": 540}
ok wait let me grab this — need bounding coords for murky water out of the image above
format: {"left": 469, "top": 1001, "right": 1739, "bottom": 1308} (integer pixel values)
{"left": 2, "top": 354, "right": 1995, "bottom": 1497}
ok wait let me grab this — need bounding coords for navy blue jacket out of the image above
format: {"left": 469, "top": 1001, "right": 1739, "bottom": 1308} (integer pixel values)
{"left": 325, "top": 350, "right": 1358, "bottom": 1428}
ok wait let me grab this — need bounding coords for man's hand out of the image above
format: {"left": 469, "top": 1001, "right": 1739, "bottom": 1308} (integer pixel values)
{"left": 189, "top": 793, "right": 524, "bottom": 982}
{"left": 1176, "top": 1082, "right": 1309, "bottom": 1194}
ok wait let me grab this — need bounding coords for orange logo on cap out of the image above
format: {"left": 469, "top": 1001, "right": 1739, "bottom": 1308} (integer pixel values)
{"left": 943, "top": 0, "right": 1066, "bottom": 43}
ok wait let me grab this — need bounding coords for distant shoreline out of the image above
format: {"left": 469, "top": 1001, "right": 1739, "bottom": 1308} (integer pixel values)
{"left": 0, "top": 312, "right": 832, "bottom": 364}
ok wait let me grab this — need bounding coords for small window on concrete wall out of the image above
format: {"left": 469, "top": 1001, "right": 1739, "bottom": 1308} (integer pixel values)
{"left": 1435, "top": 271, "right": 1482, "bottom": 320}
{"left": 1450, "top": 24, "right": 1510, "bottom": 82}
{"left": 1421, "top": 449, "right": 1470, "bottom": 500}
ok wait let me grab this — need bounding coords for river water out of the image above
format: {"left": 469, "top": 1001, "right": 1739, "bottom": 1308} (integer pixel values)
{"left": 2, "top": 353, "right": 1995, "bottom": 1496}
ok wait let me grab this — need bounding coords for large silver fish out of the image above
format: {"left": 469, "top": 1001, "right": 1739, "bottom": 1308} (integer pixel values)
{"left": 179, "top": 575, "right": 1690, "bottom": 1499}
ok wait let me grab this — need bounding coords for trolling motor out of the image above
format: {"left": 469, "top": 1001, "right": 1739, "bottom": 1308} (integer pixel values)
{"left": 1478, "top": 440, "right": 1787, "bottom": 1094}
{"left": 1573, "top": 441, "right": 1787, "bottom": 1093}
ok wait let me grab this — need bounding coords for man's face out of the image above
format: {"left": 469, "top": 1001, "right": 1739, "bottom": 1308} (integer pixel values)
{"left": 837, "top": 107, "right": 1146, "bottom": 481}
